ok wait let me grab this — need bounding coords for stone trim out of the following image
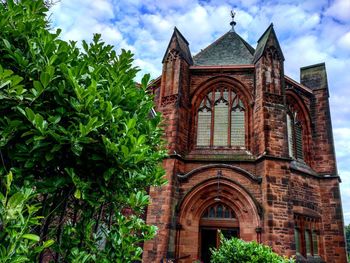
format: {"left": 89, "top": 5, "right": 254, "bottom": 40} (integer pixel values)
{"left": 176, "top": 164, "right": 262, "bottom": 183}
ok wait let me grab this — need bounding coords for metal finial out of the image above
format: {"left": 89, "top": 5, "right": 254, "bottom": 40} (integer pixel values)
{"left": 230, "top": 10, "right": 236, "bottom": 32}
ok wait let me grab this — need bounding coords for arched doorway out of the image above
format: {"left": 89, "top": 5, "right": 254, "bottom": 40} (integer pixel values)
{"left": 176, "top": 177, "right": 261, "bottom": 262}
{"left": 199, "top": 203, "right": 239, "bottom": 263}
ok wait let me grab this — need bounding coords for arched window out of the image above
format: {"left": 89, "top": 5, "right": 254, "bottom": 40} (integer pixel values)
{"left": 202, "top": 203, "right": 235, "bottom": 219}
{"left": 196, "top": 87, "right": 245, "bottom": 148}
{"left": 287, "top": 110, "right": 304, "bottom": 160}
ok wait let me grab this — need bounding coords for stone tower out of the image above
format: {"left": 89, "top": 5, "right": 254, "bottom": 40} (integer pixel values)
{"left": 142, "top": 20, "right": 347, "bottom": 263}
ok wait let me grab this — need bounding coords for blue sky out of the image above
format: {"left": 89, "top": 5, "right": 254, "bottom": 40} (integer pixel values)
{"left": 50, "top": 0, "right": 350, "bottom": 224}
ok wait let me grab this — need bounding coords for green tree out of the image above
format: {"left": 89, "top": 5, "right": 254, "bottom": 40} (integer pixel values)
{"left": 0, "top": 0, "right": 166, "bottom": 262}
{"left": 210, "top": 234, "right": 295, "bottom": 263}
{"left": 346, "top": 224, "right": 350, "bottom": 258}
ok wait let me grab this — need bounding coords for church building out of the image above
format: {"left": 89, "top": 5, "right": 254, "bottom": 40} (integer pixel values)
{"left": 142, "top": 17, "right": 347, "bottom": 263}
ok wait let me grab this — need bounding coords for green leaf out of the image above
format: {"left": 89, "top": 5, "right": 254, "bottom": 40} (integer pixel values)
{"left": 74, "top": 189, "right": 81, "bottom": 199}
{"left": 33, "top": 80, "right": 43, "bottom": 95}
{"left": 22, "top": 234, "right": 40, "bottom": 242}
{"left": 25, "top": 107, "right": 35, "bottom": 122}
{"left": 127, "top": 118, "right": 136, "bottom": 130}
{"left": 141, "top": 73, "right": 150, "bottom": 89}
{"left": 71, "top": 142, "right": 83, "bottom": 156}
{"left": 0, "top": 80, "right": 11, "bottom": 89}
{"left": 9, "top": 256, "right": 29, "bottom": 263}
{"left": 7, "top": 192, "right": 24, "bottom": 209}
{"left": 6, "top": 171, "right": 13, "bottom": 191}
{"left": 48, "top": 115, "right": 61, "bottom": 124}
{"left": 40, "top": 71, "right": 50, "bottom": 88}
{"left": 3, "top": 38, "right": 11, "bottom": 49}
{"left": 43, "top": 239, "right": 55, "bottom": 248}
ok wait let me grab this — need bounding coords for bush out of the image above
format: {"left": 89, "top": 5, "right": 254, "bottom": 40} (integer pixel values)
{"left": 210, "top": 234, "right": 295, "bottom": 263}
{"left": 0, "top": 0, "right": 166, "bottom": 261}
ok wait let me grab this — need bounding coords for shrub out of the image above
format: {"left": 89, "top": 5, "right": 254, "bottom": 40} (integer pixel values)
{"left": 0, "top": 0, "right": 166, "bottom": 261}
{"left": 210, "top": 234, "right": 295, "bottom": 263}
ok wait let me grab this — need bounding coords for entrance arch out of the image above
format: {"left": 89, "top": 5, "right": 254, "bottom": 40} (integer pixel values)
{"left": 200, "top": 203, "right": 240, "bottom": 263}
{"left": 175, "top": 177, "right": 261, "bottom": 262}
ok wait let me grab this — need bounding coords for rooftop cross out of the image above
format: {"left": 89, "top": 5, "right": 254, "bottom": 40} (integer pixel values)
{"left": 230, "top": 10, "right": 236, "bottom": 32}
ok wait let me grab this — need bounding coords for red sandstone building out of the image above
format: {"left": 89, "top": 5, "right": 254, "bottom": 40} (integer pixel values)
{"left": 142, "top": 19, "right": 347, "bottom": 263}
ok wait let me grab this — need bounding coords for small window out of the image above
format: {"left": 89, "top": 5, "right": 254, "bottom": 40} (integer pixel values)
{"left": 294, "top": 216, "right": 320, "bottom": 258}
{"left": 305, "top": 230, "right": 312, "bottom": 256}
{"left": 216, "top": 204, "right": 223, "bottom": 218}
{"left": 202, "top": 203, "right": 235, "bottom": 219}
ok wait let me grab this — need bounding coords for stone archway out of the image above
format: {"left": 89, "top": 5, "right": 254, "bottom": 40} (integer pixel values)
{"left": 175, "top": 177, "right": 261, "bottom": 262}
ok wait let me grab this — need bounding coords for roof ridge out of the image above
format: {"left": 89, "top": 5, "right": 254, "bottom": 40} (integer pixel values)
{"left": 193, "top": 31, "right": 231, "bottom": 60}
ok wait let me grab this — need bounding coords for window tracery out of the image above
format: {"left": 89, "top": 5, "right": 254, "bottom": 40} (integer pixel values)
{"left": 202, "top": 203, "right": 235, "bottom": 219}
{"left": 196, "top": 86, "right": 245, "bottom": 148}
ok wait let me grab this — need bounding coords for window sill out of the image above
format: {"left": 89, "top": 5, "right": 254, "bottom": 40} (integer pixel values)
{"left": 185, "top": 149, "right": 254, "bottom": 161}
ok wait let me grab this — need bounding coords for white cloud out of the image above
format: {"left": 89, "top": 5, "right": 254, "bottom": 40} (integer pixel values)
{"left": 338, "top": 31, "right": 350, "bottom": 50}
{"left": 325, "top": 0, "right": 350, "bottom": 23}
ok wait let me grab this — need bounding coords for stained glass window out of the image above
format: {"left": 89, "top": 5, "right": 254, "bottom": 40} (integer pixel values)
{"left": 196, "top": 87, "right": 245, "bottom": 148}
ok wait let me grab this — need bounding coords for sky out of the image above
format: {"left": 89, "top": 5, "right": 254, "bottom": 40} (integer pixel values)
{"left": 49, "top": 0, "right": 350, "bottom": 225}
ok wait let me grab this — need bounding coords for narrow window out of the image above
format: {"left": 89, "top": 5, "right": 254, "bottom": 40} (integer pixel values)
{"left": 216, "top": 204, "right": 223, "bottom": 218}
{"left": 287, "top": 114, "right": 294, "bottom": 158}
{"left": 231, "top": 94, "right": 245, "bottom": 147}
{"left": 208, "top": 207, "right": 215, "bottom": 218}
{"left": 224, "top": 208, "right": 230, "bottom": 218}
{"left": 294, "top": 228, "right": 301, "bottom": 255}
{"left": 295, "top": 123, "right": 303, "bottom": 160}
{"left": 213, "top": 90, "right": 229, "bottom": 146}
{"left": 305, "top": 230, "right": 312, "bottom": 256}
{"left": 197, "top": 97, "right": 212, "bottom": 146}
{"left": 287, "top": 108, "right": 305, "bottom": 160}
{"left": 312, "top": 231, "right": 318, "bottom": 256}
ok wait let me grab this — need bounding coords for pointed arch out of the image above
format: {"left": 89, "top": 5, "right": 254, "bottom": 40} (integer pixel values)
{"left": 175, "top": 177, "right": 262, "bottom": 260}
{"left": 191, "top": 76, "right": 253, "bottom": 107}
{"left": 192, "top": 76, "right": 253, "bottom": 149}
{"left": 286, "top": 90, "right": 312, "bottom": 164}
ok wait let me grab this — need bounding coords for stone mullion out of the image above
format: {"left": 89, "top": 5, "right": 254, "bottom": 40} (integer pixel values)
{"left": 210, "top": 89, "right": 215, "bottom": 146}
{"left": 228, "top": 88, "right": 232, "bottom": 147}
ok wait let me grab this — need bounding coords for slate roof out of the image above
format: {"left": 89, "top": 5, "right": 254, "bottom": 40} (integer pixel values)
{"left": 193, "top": 31, "right": 255, "bottom": 66}
{"left": 162, "top": 27, "right": 193, "bottom": 65}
